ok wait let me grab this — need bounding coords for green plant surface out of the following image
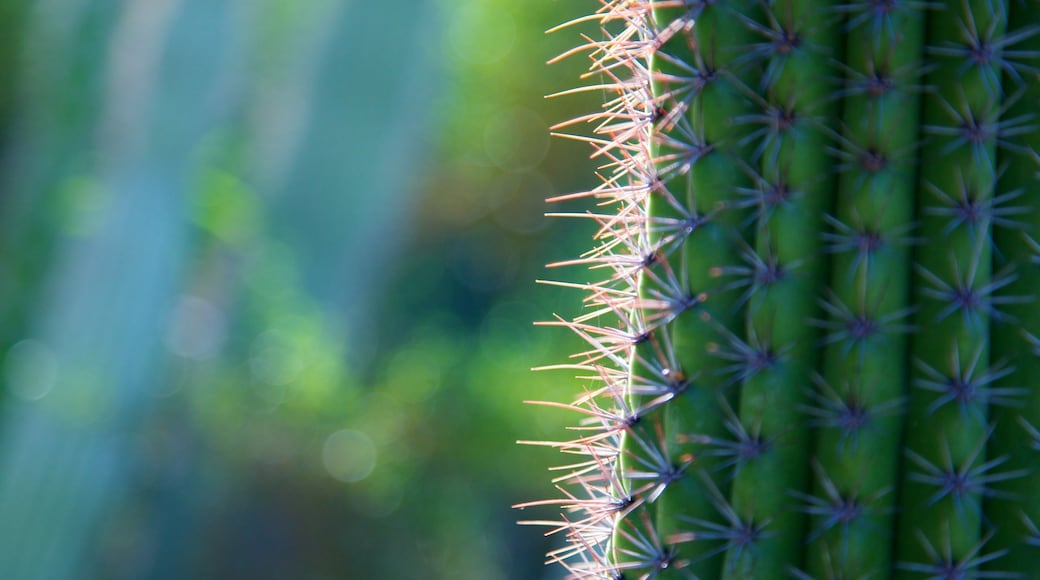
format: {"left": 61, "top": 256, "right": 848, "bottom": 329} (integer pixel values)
{"left": 531, "top": 0, "right": 1040, "bottom": 578}
{"left": 806, "top": 5, "right": 925, "bottom": 576}
{"left": 984, "top": 0, "right": 1040, "bottom": 575}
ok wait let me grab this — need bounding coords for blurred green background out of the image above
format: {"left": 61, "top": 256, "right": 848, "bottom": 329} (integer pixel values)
{"left": 0, "top": 1, "right": 603, "bottom": 578}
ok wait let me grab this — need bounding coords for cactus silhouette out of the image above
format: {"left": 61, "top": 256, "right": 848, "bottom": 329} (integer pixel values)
{"left": 521, "top": 0, "right": 1040, "bottom": 577}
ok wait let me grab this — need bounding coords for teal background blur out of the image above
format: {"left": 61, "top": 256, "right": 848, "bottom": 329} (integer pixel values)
{"left": 0, "top": 1, "right": 602, "bottom": 578}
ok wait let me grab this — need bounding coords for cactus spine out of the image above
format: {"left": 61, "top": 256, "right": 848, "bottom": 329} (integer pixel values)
{"left": 524, "top": 0, "right": 1040, "bottom": 577}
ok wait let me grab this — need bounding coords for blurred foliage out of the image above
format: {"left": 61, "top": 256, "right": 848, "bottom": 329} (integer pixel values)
{"left": 0, "top": 0, "right": 604, "bottom": 579}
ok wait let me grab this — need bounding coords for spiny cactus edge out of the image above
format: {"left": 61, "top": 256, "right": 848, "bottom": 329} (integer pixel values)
{"left": 518, "top": 0, "right": 1040, "bottom": 578}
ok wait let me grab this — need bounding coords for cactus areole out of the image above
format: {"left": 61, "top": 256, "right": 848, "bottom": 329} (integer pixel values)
{"left": 519, "top": 0, "right": 1040, "bottom": 578}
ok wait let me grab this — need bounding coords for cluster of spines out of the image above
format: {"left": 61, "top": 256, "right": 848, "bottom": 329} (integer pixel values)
{"left": 520, "top": 0, "right": 1040, "bottom": 578}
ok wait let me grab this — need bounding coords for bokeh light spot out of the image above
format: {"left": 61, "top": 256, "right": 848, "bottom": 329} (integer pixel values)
{"left": 3, "top": 339, "right": 58, "bottom": 401}
{"left": 56, "top": 177, "right": 108, "bottom": 236}
{"left": 166, "top": 295, "right": 227, "bottom": 360}
{"left": 383, "top": 347, "right": 441, "bottom": 402}
{"left": 191, "top": 169, "right": 260, "bottom": 245}
{"left": 249, "top": 329, "right": 304, "bottom": 386}
{"left": 322, "top": 429, "right": 377, "bottom": 483}
{"left": 448, "top": 2, "right": 515, "bottom": 65}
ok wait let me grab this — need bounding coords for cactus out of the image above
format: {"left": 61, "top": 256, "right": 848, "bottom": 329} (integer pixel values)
{"left": 521, "top": 0, "right": 1040, "bottom": 577}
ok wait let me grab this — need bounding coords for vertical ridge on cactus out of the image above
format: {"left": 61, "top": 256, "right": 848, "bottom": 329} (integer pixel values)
{"left": 520, "top": 0, "right": 1040, "bottom": 577}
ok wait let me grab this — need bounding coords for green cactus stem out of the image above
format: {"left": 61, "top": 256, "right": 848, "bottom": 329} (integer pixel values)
{"left": 523, "top": 0, "right": 1040, "bottom": 578}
